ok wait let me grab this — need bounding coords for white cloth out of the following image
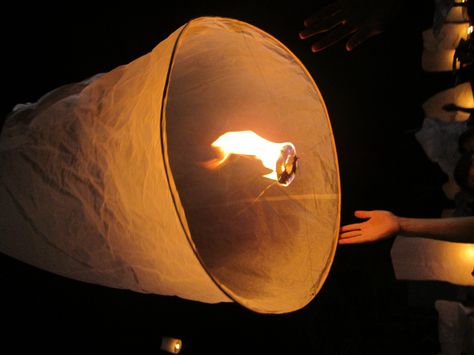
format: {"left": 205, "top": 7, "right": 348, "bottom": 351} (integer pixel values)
{"left": 435, "top": 300, "right": 474, "bottom": 355}
{"left": 415, "top": 117, "right": 467, "bottom": 176}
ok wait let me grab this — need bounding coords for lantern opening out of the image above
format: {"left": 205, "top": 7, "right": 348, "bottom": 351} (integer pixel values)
{"left": 164, "top": 17, "right": 340, "bottom": 313}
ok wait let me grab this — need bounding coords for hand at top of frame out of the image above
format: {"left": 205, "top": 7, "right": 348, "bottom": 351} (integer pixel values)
{"left": 299, "top": 0, "right": 402, "bottom": 53}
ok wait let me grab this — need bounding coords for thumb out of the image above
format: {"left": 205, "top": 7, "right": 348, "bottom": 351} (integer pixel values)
{"left": 354, "top": 210, "right": 372, "bottom": 219}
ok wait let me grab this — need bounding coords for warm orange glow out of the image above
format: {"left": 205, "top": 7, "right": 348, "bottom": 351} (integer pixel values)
{"left": 160, "top": 337, "right": 182, "bottom": 354}
{"left": 446, "top": 6, "right": 468, "bottom": 22}
{"left": 455, "top": 82, "right": 474, "bottom": 109}
{"left": 205, "top": 131, "right": 297, "bottom": 185}
{"left": 463, "top": 245, "right": 474, "bottom": 262}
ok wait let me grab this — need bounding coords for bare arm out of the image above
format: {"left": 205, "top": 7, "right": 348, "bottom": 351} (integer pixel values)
{"left": 397, "top": 216, "right": 474, "bottom": 243}
{"left": 339, "top": 210, "right": 474, "bottom": 244}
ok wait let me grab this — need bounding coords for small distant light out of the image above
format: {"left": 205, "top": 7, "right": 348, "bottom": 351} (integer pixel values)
{"left": 161, "top": 337, "right": 182, "bottom": 354}
{"left": 468, "top": 26, "right": 473, "bottom": 35}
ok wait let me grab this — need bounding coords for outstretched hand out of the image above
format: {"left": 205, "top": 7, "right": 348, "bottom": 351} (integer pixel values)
{"left": 339, "top": 210, "right": 401, "bottom": 244}
{"left": 299, "top": 0, "right": 402, "bottom": 53}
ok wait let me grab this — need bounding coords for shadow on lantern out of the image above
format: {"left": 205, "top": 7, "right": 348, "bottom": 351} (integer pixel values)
{"left": 0, "top": 17, "right": 340, "bottom": 314}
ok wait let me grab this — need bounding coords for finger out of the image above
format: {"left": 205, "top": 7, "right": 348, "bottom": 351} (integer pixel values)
{"left": 339, "top": 230, "right": 362, "bottom": 238}
{"left": 300, "top": 13, "right": 346, "bottom": 39}
{"left": 339, "top": 236, "right": 367, "bottom": 245}
{"left": 345, "top": 26, "right": 384, "bottom": 51}
{"left": 304, "top": 2, "right": 341, "bottom": 27}
{"left": 300, "top": 17, "right": 345, "bottom": 40}
{"left": 354, "top": 210, "right": 372, "bottom": 219}
{"left": 340, "top": 223, "right": 362, "bottom": 232}
{"left": 311, "top": 24, "right": 357, "bottom": 52}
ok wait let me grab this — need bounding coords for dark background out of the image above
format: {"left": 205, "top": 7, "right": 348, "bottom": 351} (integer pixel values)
{"left": 0, "top": 1, "right": 463, "bottom": 354}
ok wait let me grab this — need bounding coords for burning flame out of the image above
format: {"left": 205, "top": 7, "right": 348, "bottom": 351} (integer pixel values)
{"left": 204, "top": 131, "right": 297, "bottom": 185}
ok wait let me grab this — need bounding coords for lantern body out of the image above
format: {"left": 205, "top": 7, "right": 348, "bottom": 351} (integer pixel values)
{"left": 422, "top": 82, "right": 474, "bottom": 122}
{"left": 446, "top": 6, "right": 470, "bottom": 22}
{"left": 0, "top": 17, "right": 340, "bottom": 313}
{"left": 421, "top": 24, "right": 470, "bottom": 72}
{"left": 391, "top": 237, "right": 474, "bottom": 286}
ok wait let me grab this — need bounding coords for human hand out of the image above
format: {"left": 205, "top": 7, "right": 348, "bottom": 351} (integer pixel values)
{"left": 339, "top": 210, "right": 401, "bottom": 244}
{"left": 299, "top": 0, "right": 402, "bottom": 53}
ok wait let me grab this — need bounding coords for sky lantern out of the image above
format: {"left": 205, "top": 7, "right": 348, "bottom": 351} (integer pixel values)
{"left": 422, "top": 82, "right": 474, "bottom": 122}
{"left": 422, "top": 22, "right": 471, "bottom": 72}
{"left": 0, "top": 17, "right": 340, "bottom": 314}
{"left": 391, "top": 237, "right": 474, "bottom": 286}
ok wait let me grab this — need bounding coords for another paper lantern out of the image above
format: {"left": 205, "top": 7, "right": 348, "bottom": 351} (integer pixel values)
{"left": 422, "top": 82, "right": 474, "bottom": 122}
{"left": 0, "top": 17, "right": 340, "bottom": 314}
{"left": 422, "top": 23, "right": 470, "bottom": 72}
{"left": 446, "top": 5, "right": 471, "bottom": 23}
{"left": 391, "top": 237, "right": 474, "bottom": 286}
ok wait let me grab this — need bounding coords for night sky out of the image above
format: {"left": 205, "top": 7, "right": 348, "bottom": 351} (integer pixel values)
{"left": 0, "top": 1, "right": 462, "bottom": 354}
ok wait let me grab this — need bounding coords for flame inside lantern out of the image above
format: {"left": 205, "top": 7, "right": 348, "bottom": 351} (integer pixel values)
{"left": 204, "top": 131, "right": 298, "bottom": 186}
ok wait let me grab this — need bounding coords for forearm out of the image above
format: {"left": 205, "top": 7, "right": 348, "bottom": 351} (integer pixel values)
{"left": 398, "top": 216, "right": 474, "bottom": 243}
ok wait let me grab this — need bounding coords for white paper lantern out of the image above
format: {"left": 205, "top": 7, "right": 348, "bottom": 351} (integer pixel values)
{"left": 0, "top": 17, "right": 340, "bottom": 314}
{"left": 391, "top": 236, "right": 474, "bottom": 286}
{"left": 446, "top": 5, "right": 470, "bottom": 22}
{"left": 422, "top": 82, "right": 474, "bottom": 122}
{"left": 422, "top": 23, "right": 470, "bottom": 72}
